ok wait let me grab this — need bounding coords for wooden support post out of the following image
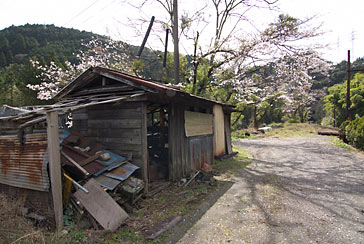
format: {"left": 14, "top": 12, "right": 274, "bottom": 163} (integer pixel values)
{"left": 141, "top": 102, "right": 149, "bottom": 193}
{"left": 160, "top": 107, "right": 165, "bottom": 147}
{"left": 46, "top": 111, "right": 63, "bottom": 230}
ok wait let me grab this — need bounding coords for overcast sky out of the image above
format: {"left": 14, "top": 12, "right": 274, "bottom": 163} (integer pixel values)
{"left": 0, "top": 0, "right": 363, "bottom": 63}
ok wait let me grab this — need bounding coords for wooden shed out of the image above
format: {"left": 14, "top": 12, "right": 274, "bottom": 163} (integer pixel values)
{"left": 55, "top": 66, "right": 234, "bottom": 185}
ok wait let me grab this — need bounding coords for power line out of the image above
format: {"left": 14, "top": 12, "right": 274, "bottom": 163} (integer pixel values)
{"left": 63, "top": 0, "right": 101, "bottom": 26}
{"left": 351, "top": 30, "right": 356, "bottom": 58}
{"left": 78, "top": 0, "right": 119, "bottom": 27}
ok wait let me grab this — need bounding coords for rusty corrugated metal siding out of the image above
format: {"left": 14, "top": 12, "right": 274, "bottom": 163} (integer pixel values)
{"left": 0, "top": 133, "right": 49, "bottom": 192}
{"left": 189, "top": 136, "right": 214, "bottom": 171}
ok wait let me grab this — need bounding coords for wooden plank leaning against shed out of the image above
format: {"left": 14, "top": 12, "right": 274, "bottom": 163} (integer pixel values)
{"left": 73, "top": 178, "right": 129, "bottom": 231}
{"left": 46, "top": 111, "right": 63, "bottom": 230}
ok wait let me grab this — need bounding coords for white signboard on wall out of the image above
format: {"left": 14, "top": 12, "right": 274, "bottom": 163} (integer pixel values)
{"left": 184, "top": 111, "right": 213, "bottom": 137}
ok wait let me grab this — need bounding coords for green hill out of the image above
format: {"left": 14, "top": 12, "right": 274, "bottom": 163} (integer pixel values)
{"left": 0, "top": 24, "right": 169, "bottom": 106}
{"left": 0, "top": 24, "right": 102, "bottom": 67}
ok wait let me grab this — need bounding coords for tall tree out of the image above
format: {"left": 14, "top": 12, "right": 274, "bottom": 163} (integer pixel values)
{"left": 132, "top": 1, "right": 323, "bottom": 98}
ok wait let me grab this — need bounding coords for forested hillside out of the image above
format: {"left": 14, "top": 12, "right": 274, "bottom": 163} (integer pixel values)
{"left": 0, "top": 24, "right": 100, "bottom": 67}
{"left": 0, "top": 24, "right": 166, "bottom": 106}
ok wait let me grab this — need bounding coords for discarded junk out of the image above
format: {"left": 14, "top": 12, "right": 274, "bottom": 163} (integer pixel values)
{"left": 61, "top": 130, "right": 144, "bottom": 230}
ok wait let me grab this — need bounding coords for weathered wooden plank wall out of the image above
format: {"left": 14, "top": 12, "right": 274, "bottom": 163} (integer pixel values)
{"left": 72, "top": 108, "right": 88, "bottom": 136}
{"left": 72, "top": 102, "right": 144, "bottom": 169}
{"left": 168, "top": 103, "right": 190, "bottom": 181}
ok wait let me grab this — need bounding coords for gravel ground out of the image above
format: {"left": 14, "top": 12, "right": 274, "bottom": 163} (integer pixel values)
{"left": 175, "top": 135, "right": 364, "bottom": 244}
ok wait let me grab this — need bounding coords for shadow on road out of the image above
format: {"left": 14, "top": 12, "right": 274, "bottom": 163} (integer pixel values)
{"left": 163, "top": 180, "right": 234, "bottom": 244}
{"left": 233, "top": 136, "right": 364, "bottom": 243}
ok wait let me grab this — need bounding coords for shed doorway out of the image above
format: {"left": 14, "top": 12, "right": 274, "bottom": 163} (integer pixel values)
{"left": 147, "top": 104, "right": 169, "bottom": 182}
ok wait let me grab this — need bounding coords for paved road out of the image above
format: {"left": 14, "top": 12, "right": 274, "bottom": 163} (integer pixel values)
{"left": 176, "top": 135, "right": 364, "bottom": 243}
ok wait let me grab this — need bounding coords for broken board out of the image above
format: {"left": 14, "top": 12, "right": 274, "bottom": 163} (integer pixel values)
{"left": 73, "top": 178, "right": 128, "bottom": 231}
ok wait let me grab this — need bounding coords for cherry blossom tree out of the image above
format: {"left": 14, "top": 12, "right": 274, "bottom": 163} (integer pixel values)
{"left": 220, "top": 50, "right": 330, "bottom": 127}
{"left": 27, "top": 37, "right": 133, "bottom": 100}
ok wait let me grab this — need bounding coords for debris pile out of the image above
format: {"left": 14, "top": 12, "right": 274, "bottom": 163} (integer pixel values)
{"left": 61, "top": 130, "right": 144, "bottom": 231}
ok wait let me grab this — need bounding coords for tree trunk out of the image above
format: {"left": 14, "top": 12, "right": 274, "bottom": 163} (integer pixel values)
{"left": 253, "top": 105, "right": 258, "bottom": 129}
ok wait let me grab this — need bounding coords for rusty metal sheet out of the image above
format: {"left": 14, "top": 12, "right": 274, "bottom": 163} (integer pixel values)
{"left": 0, "top": 133, "right": 49, "bottom": 192}
{"left": 189, "top": 136, "right": 214, "bottom": 171}
{"left": 61, "top": 145, "right": 106, "bottom": 176}
{"left": 94, "top": 174, "right": 121, "bottom": 190}
{"left": 104, "top": 162, "right": 139, "bottom": 181}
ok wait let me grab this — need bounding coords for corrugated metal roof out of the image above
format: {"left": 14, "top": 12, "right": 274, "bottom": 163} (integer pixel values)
{"left": 55, "top": 66, "right": 234, "bottom": 108}
{"left": 0, "top": 133, "right": 49, "bottom": 192}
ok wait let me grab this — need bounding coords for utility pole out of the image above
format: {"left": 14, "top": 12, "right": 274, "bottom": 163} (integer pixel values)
{"left": 346, "top": 50, "right": 351, "bottom": 120}
{"left": 163, "top": 29, "right": 170, "bottom": 67}
{"left": 137, "top": 16, "right": 155, "bottom": 57}
{"left": 172, "top": 0, "right": 180, "bottom": 84}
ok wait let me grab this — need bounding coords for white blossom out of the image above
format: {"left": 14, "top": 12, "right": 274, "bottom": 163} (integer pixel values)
{"left": 28, "top": 37, "right": 133, "bottom": 100}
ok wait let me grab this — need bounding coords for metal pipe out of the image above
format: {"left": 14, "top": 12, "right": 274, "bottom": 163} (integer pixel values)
{"left": 63, "top": 173, "right": 89, "bottom": 193}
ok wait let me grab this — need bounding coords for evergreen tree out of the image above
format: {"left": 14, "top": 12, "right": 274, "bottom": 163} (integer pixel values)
{"left": 0, "top": 51, "right": 6, "bottom": 67}
{"left": 5, "top": 50, "right": 13, "bottom": 63}
{"left": 12, "top": 33, "right": 26, "bottom": 53}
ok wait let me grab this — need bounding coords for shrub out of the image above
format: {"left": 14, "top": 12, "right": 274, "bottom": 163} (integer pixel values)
{"left": 287, "top": 118, "right": 300, "bottom": 123}
{"left": 345, "top": 117, "right": 364, "bottom": 149}
{"left": 321, "top": 116, "right": 334, "bottom": 127}
{"left": 339, "top": 120, "right": 350, "bottom": 137}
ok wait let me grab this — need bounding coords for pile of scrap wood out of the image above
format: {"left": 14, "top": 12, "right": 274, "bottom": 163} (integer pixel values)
{"left": 60, "top": 130, "right": 144, "bottom": 231}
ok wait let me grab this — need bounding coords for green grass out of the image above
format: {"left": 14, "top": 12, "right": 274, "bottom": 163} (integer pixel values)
{"left": 331, "top": 137, "right": 355, "bottom": 151}
{"left": 265, "top": 122, "right": 316, "bottom": 138}
{"left": 104, "top": 229, "right": 144, "bottom": 244}
{"left": 213, "top": 147, "right": 251, "bottom": 177}
{"left": 231, "top": 134, "right": 250, "bottom": 140}
{"left": 232, "top": 122, "right": 317, "bottom": 140}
